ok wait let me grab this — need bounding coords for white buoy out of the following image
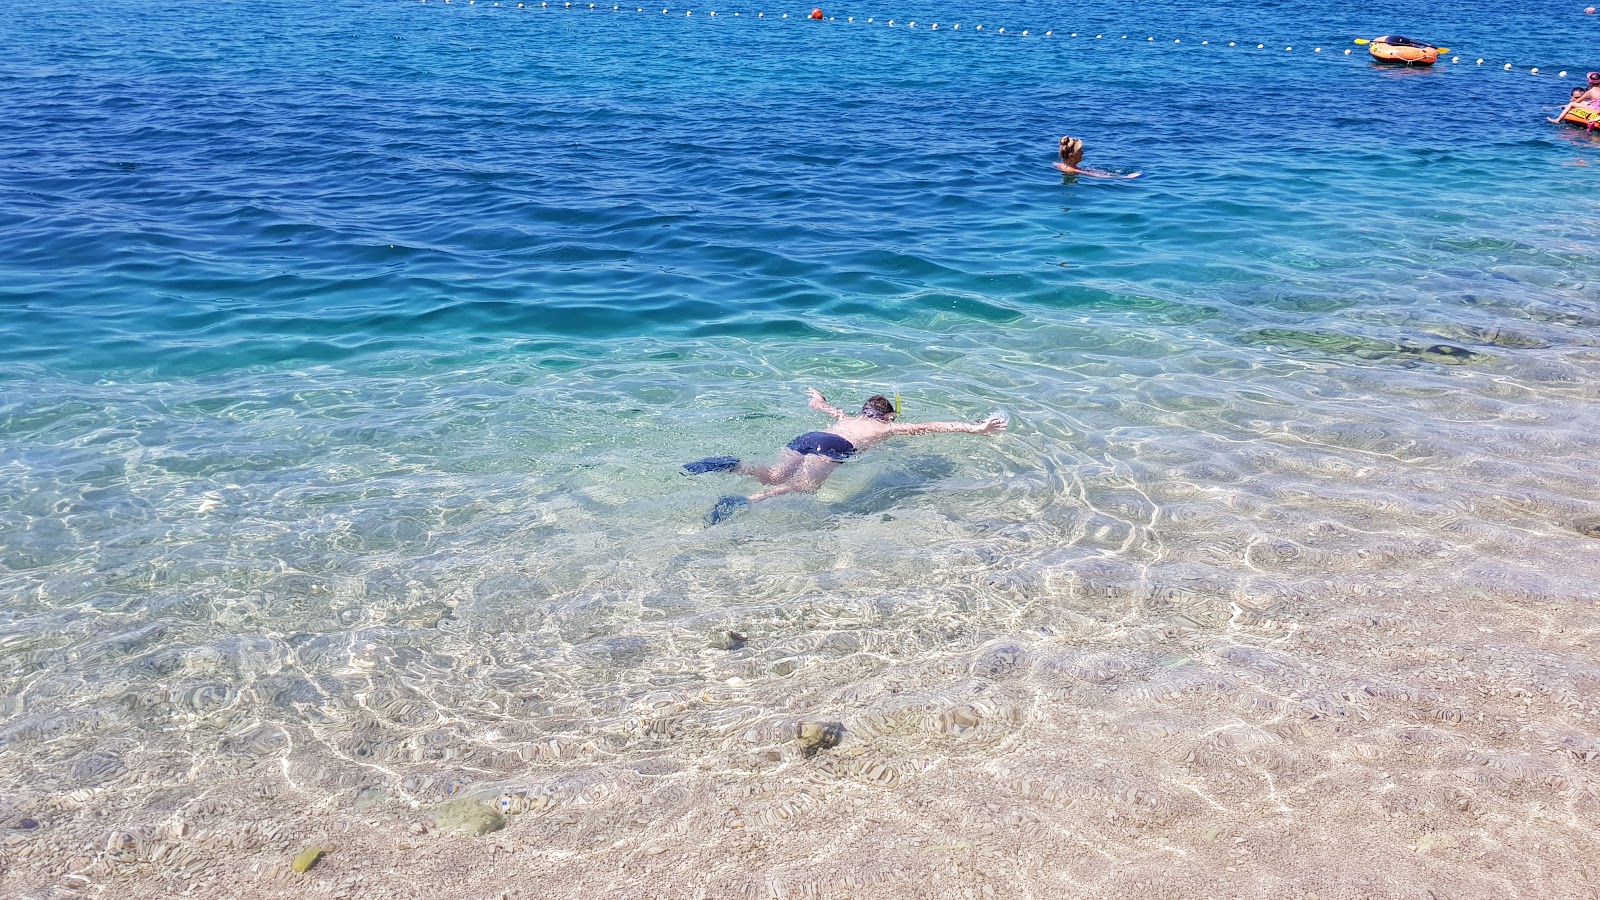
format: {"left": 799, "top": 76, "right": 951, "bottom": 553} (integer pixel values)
{"left": 1174, "top": 39, "right": 1180, "bottom": 43}
{"left": 1201, "top": 40, "right": 1208, "bottom": 44}
{"left": 998, "top": 27, "right": 1005, "bottom": 33}
{"left": 1343, "top": 48, "right": 1350, "bottom": 54}
{"left": 1229, "top": 42, "right": 1236, "bottom": 46}
{"left": 1477, "top": 58, "right": 1484, "bottom": 64}
{"left": 1257, "top": 43, "right": 1264, "bottom": 49}
{"left": 1314, "top": 47, "right": 1321, "bottom": 52}
{"left": 1504, "top": 62, "right": 1512, "bottom": 69}
{"left": 1559, "top": 70, "right": 1568, "bottom": 77}
{"left": 1285, "top": 46, "right": 1292, "bottom": 50}
{"left": 1531, "top": 67, "right": 1539, "bottom": 73}
{"left": 1147, "top": 36, "right": 1153, "bottom": 41}
{"left": 952, "top": 23, "right": 958, "bottom": 29}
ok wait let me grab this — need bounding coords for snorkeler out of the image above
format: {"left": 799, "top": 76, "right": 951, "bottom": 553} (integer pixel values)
{"left": 1055, "top": 136, "right": 1142, "bottom": 179}
{"left": 683, "top": 388, "right": 1007, "bottom": 524}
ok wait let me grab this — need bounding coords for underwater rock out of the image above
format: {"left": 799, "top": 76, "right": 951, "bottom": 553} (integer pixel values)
{"left": 291, "top": 846, "right": 325, "bottom": 873}
{"left": 1576, "top": 521, "right": 1600, "bottom": 539}
{"left": 709, "top": 630, "right": 747, "bottom": 651}
{"left": 434, "top": 800, "right": 506, "bottom": 836}
{"left": 1420, "top": 344, "right": 1481, "bottom": 364}
{"left": 796, "top": 721, "right": 844, "bottom": 757}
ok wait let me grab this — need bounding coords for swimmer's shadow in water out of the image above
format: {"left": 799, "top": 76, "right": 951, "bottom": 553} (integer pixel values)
{"left": 823, "top": 455, "right": 957, "bottom": 520}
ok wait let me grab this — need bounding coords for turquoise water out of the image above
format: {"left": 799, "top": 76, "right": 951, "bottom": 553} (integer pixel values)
{"left": 4, "top": 0, "right": 1600, "bottom": 895}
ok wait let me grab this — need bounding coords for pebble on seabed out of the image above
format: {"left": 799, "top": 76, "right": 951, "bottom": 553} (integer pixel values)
{"left": 796, "top": 720, "right": 844, "bottom": 757}
{"left": 709, "top": 630, "right": 748, "bottom": 650}
{"left": 292, "top": 846, "right": 325, "bottom": 873}
{"left": 433, "top": 800, "right": 507, "bottom": 835}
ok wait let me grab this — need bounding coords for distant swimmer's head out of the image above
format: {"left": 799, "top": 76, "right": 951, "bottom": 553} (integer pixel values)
{"left": 1059, "top": 136, "right": 1085, "bottom": 166}
{"left": 861, "top": 395, "right": 897, "bottom": 421}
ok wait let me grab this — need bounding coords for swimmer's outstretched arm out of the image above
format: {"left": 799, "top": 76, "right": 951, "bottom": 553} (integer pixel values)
{"left": 891, "top": 416, "right": 1007, "bottom": 436}
{"left": 807, "top": 388, "right": 847, "bottom": 420}
{"left": 1055, "top": 162, "right": 1141, "bottom": 179}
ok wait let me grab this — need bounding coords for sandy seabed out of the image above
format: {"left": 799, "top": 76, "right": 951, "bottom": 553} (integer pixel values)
{"left": 6, "top": 558, "right": 1600, "bottom": 900}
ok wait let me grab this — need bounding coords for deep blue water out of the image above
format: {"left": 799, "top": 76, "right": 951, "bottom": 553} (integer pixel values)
{"left": 3, "top": 0, "right": 1597, "bottom": 377}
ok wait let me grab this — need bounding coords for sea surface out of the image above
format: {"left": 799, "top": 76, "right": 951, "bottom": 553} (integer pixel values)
{"left": 3, "top": 0, "right": 1600, "bottom": 896}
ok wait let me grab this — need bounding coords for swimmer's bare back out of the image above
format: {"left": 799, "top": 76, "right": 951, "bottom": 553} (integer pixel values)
{"left": 808, "top": 388, "right": 1006, "bottom": 452}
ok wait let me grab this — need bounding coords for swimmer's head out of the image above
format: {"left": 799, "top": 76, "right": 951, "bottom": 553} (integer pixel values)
{"left": 1575, "top": 87, "right": 1588, "bottom": 100}
{"left": 861, "top": 396, "right": 896, "bottom": 421}
{"left": 1059, "top": 136, "right": 1085, "bottom": 165}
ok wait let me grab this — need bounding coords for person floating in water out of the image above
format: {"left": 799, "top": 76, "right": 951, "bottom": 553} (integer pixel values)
{"left": 684, "top": 388, "right": 1007, "bottom": 524}
{"left": 1550, "top": 81, "right": 1599, "bottom": 123}
{"left": 1055, "top": 136, "right": 1142, "bottom": 179}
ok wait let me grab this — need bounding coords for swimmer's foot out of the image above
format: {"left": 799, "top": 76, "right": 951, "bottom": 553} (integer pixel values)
{"left": 683, "top": 456, "right": 740, "bottom": 475}
{"left": 707, "top": 495, "right": 750, "bottom": 526}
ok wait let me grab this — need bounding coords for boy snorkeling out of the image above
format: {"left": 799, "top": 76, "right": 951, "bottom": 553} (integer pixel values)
{"left": 684, "top": 388, "right": 1007, "bottom": 524}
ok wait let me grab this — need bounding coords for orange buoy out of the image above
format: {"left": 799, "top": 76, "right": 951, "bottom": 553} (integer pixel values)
{"left": 1368, "top": 35, "right": 1440, "bottom": 65}
{"left": 809, "top": 7, "right": 823, "bottom": 18}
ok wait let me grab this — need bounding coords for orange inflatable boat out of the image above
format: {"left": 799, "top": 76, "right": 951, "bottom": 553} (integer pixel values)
{"left": 1561, "top": 104, "right": 1600, "bottom": 129}
{"left": 1367, "top": 35, "right": 1440, "bottom": 65}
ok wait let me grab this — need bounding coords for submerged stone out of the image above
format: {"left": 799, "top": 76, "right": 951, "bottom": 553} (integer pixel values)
{"left": 797, "top": 720, "right": 844, "bottom": 757}
{"left": 1576, "top": 520, "right": 1600, "bottom": 539}
{"left": 709, "top": 630, "right": 747, "bottom": 651}
{"left": 434, "top": 800, "right": 506, "bottom": 836}
{"left": 292, "top": 846, "right": 325, "bottom": 873}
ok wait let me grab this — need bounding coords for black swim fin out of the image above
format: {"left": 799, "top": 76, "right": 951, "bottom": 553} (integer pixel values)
{"left": 683, "top": 456, "right": 740, "bottom": 475}
{"left": 707, "top": 495, "right": 750, "bottom": 525}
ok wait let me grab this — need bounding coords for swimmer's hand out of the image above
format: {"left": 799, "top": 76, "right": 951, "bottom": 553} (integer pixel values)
{"left": 807, "top": 388, "right": 846, "bottom": 419}
{"left": 975, "top": 415, "right": 1007, "bottom": 435}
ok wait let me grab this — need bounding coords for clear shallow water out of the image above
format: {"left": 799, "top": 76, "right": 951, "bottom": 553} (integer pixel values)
{"left": 3, "top": 0, "right": 1600, "bottom": 896}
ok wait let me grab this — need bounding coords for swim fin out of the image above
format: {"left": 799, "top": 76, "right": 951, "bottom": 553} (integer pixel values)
{"left": 683, "top": 456, "right": 740, "bottom": 475}
{"left": 707, "top": 495, "right": 750, "bottom": 525}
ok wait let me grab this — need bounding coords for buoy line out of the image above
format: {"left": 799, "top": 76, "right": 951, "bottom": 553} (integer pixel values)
{"left": 416, "top": 2, "right": 1598, "bottom": 80}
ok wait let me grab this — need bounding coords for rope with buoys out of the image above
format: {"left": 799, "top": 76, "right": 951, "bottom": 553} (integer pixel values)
{"left": 418, "top": 2, "right": 1600, "bottom": 82}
